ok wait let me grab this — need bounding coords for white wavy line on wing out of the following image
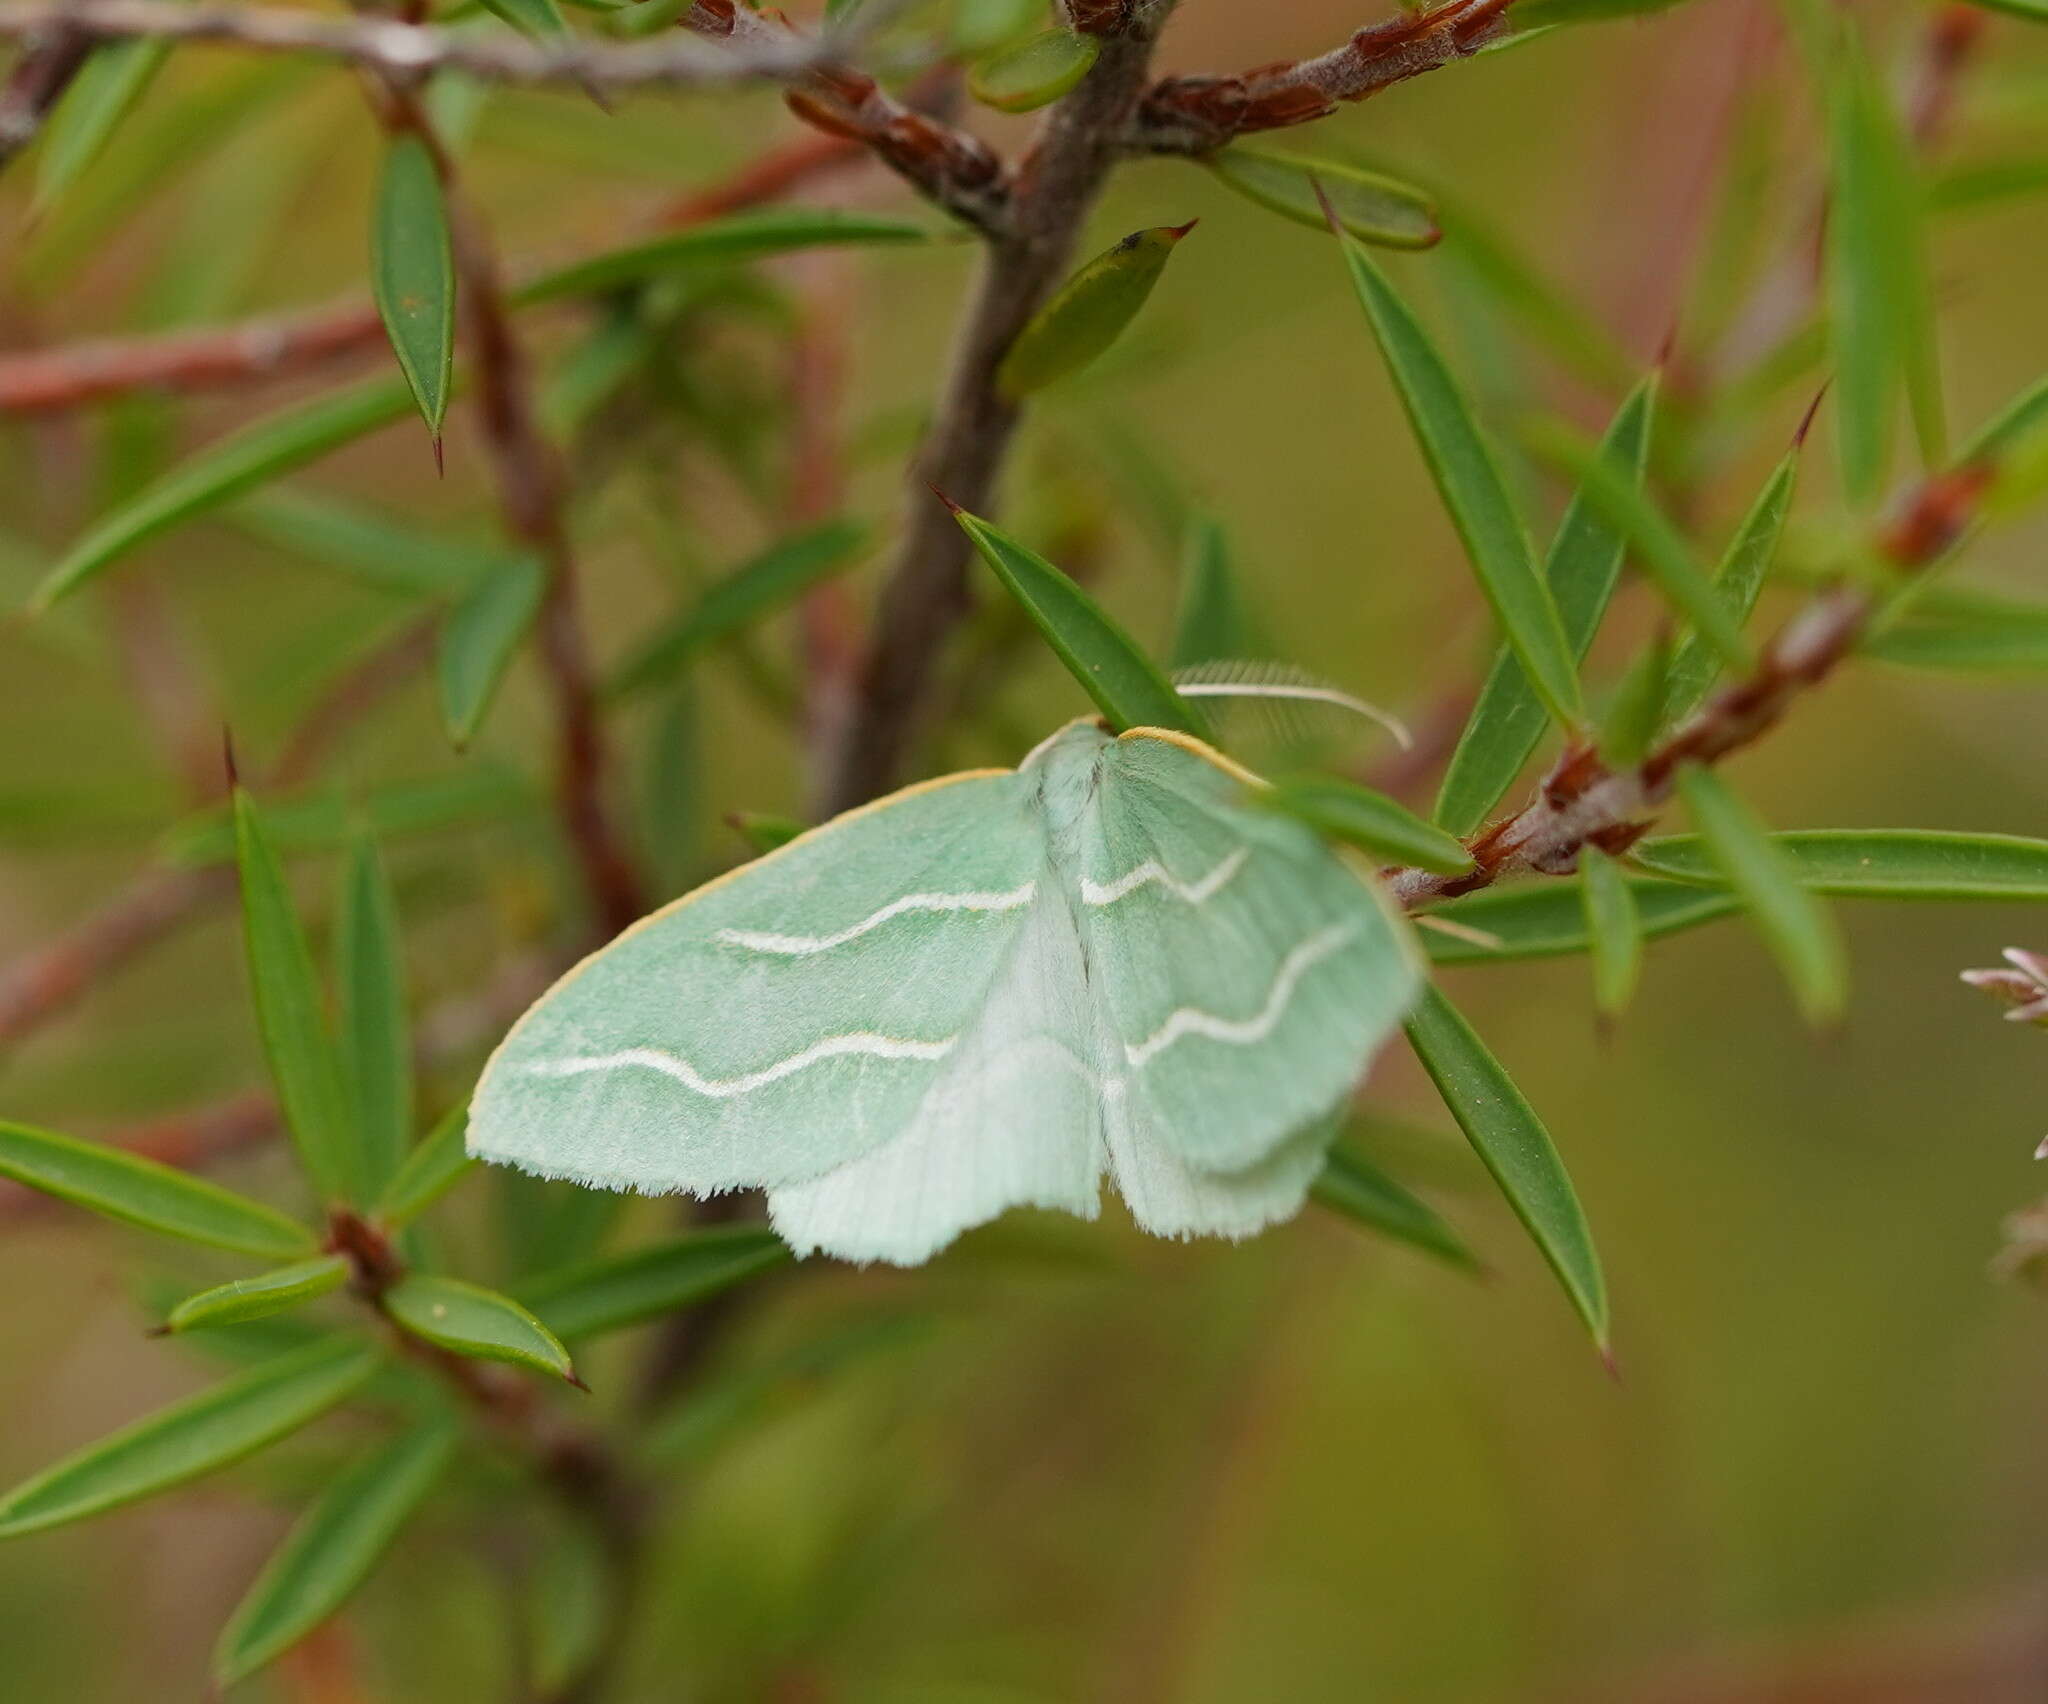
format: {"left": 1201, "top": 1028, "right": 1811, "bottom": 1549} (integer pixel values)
{"left": 1081, "top": 846, "right": 1247, "bottom": 908}
{"left": 526, "top": 1033, "right": 956, "bottom": 1098}
{"left": 715, "top": 881, "right": 1038, "bottom": 956}
{"left": 1124, "top": 920, "right": 1358, "bottom": 1068}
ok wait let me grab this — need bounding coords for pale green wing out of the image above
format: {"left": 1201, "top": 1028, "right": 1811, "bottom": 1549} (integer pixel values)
{"left": 1106, "top": 1106, "right": 1337, "bottom": 1242}
{"left": 1078, "top": 730, "right": 1423, "bottom": 1185}
{"left": 468, "top": 769, "right": 1046, "bottom": 1198}
{"left": 766, "top": 890, "right": 1104, "bottom": 1264}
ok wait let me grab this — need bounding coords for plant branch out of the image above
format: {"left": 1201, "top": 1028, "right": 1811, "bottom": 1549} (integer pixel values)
{"left": 0, "top": 18, "right": 93, "bottom": 170}
{"left": 1387, "top": 463, "right": 1996, "bottom": 911}
{"left": 681, "top": 1, "right": 1008, "bottom": 236}
{"left": 0, "top": 297, "right": 388, "bottom": 415}
{"left": 0, "top": 121, "right": 878, "bottom": 416}
{"left": 0, "top": 0, "right": 823, "bottom": 89}
{"left": 818, "top": 3, "right": 1177, "bottom": 814}
{"left": 327, "top": 1206, "right": 646, "bottom": 1704}
{"left": 1127, "top": 0, "right": 1517, "bottom": 156}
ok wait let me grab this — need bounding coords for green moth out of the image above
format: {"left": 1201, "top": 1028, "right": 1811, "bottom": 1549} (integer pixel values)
{"left": 469, "top": 718, "right": 1424, "bottom": 1265}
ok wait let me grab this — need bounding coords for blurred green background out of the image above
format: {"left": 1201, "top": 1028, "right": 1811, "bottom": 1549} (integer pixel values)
{"left": 4, "top": 1, "right": 2048, "bottom": 1698}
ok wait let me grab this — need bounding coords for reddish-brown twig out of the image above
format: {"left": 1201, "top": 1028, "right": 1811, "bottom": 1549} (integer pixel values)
{"left": 1128, "top": 0, "right": 1518, "bottom": 155}
{"left": 1387, "top": 463, "right": 1996, "bottom": 911}
{"left": 682, "top": 1, "right": 1008, "bottom": 236}
{"left": 818, "top": 6, "right": 1176, "bottom": 813}
{"left": 0, "top": 0, "right": 821, "bottom": 88}
{"left": 0, "top": 19, "right": 93, "bottom": 171}
{"left": 0, "top": 299, "right": 388, "bottom": 415}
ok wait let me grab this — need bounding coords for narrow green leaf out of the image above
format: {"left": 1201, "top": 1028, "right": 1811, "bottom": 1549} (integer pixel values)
{"left": 0, "top": 1119, "right": 314, "bottom": 1259}
{"left": 728, "top": 811, "right": 805, "bottom": 855}
{"left": 951, "top": 504, "right": 1206, "bottom": 737}
{"left": 1334, "top": 236, "right": 1582, "bottom": 728}
{"left": 34, "top": 40, "right": 173, "bottom": 216}
{"left": 385, "top": 1274, "right": 579, "bottom": 1385}
{"left": 1824, "top": 28, "right": 1944, "bottom": 500}
{"left": 230, "top": 488, "right": 508, "bottom": 597}
{"left": 1403, "top": 986, "right": 1608, "bottom": 1349}
{"left": 233, "top": 786, "right": 357, "bottom": 1204}
{"left": 1421, "top": 877, "right": 1738, "bottom": 965}
{"left": 1632, "top": 828, "right": 2048, "bottom": 900}
{"left": 1522, "top": 416, "right": 1753, "bottom": 672}
{"left": 1409, "top": 983, "right": 1597, "bottom": 1343}
{"left": 1598, "top": 628, "right": 1670, "bottom": 769}
{"left": 519, "top": 1225, "right": 789, "bottom": 1341}
{"left": 1662, "top": 452, "right": 1798, "bottom": 720}
{"left": 437, "top": 554, "right": 546, "bottom": 747}
{"left": 160, "top": 1256, "right": 351, "bottom": 1336}
{"left": 1311, "top": 1140, "right": 1478, "bottom": 1269}
{"left": 1577, "top": 846, "right": 1643, "bottom": 1017}
{"left": 1207, "top": 149, "right": 1439, "bottom": 249}
{"left": 1675, "top": 765, "right": 1847, "bottom": 1024}
{"left": 1867, "top": 604, "right": 2048, "bottom": 674}
{"left": 999, "top": 222, "right": 1197, "bottom": 398}
{"left": 1263, "top": 775, "right": 1474, "bottom": 874}
{"left": 337, "top": 834, "right": 412, "bottom": 1199}
{"left": 640, "top": 680, "right": 701, "bottom": 898}
{"left": 607, "top": 520, "right": 867, "bottom": 699}
{"left": 165, "top": 767, "right": 533, "bottom": 867}
{"left": 541, "top": 304, "right": 654, "bottom": 438}
{"left": 1436, "top": 376, "right": 1656, "bottom": 834}
{"left": 481, "top": 0, "right": 566, "bottom": 36}
{"left": 1954, "top": 0, "right": 2048, "bottom": 19}
{"left": 519, "top": 209, "right": 936, "bottom": 304}
{"left": 968, "top": 27, "right": 1100, "bottom": 113}
{"left": 31, "top": 375, "right": 415, "bottom": 609}
{"left": 371, "top": 134, "right": 456, "bottom": 447}
{"left": 0, "top": 1339, "right": 379, "bottom": 1539}
{"left": 1168, "top": 515, "right": 1254, "bottom": 668}
{"left": 214, "top": 1417, "right": 457, "bottom": 1686}
{"left": 1959, "top": 372, "right": 2048, "bottom": 464}
{"left": 373, "top": 1102, "right": 474, "bottom": 1230}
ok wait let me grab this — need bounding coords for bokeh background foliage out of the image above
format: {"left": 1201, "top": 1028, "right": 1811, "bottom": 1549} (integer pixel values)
{"left": 3, "top": 0, "right": 2048, "bottom": 1698}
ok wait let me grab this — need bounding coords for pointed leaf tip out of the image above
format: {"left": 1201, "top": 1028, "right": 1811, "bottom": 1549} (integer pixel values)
{"left": 928, "top": 485, "right": 965, "bottom": 515}
{"left": 1403, "top": 986, "right": 1609, "bottom": 1350}
{"left": 1794, "top": 381, "right": 1829, "bottom": 448}
{"left": 1165, "top": 218, "right": 1199, "bottom": 240}
{"left": 952, "top": 506, "right": 1206, "bottom": 738}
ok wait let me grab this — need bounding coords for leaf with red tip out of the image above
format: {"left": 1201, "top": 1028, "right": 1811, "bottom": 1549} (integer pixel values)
{"left": 1404, "top": 986, "right": 1610, "bottom": 1351}
{"left": 949, "top": 503, "right": 1207, "bottom": 737}
{"left": 998, "top": 224, "right": 1197, "bottom": 398}
{"left": 385, "top": 1274, "right": 581, "bottom": 1386}
{"left": 371, "top": 134, "right": 455, "bottom": 452}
